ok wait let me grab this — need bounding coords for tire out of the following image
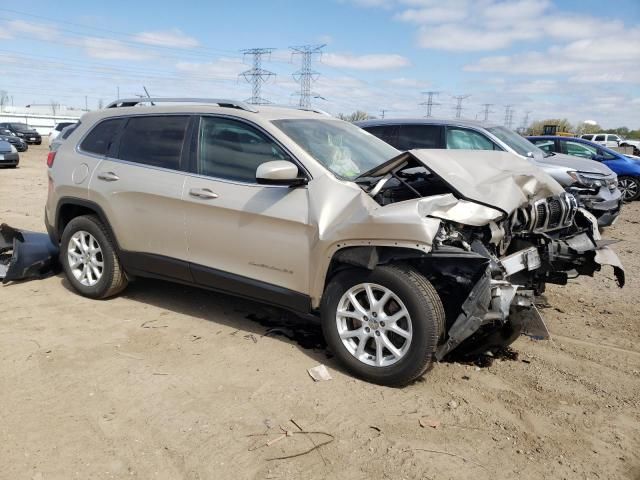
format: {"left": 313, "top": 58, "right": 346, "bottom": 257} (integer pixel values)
{"left": 618, "top": 176, "right": 640, "bottom": 202}
{"left": 321, "top": 264, "right": 445, "bottom": 386}
{"left": 60, "top": 215, "right": 128, "bottom": 299}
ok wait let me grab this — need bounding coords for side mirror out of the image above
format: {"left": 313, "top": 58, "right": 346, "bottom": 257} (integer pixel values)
{"left": 256, "top": 160, "right": 307, "bottom": 186}
{"left": 526, "top": 151, "right": 534, "bottom": 158}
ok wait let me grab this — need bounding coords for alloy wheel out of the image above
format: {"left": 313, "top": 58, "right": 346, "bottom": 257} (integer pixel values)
{"left": 67, "top": 230, "right": 104, "bottom": 286}
{"left": 619, "top": 177, "right": 639, "bottom": 201}
{"left": 336, "top": 283, "right": 413, "bottom": 367}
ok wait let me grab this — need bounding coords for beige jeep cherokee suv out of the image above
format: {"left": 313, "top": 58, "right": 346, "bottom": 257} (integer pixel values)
{"left": 44, "top": 98, "right": 623, "bottom": 386}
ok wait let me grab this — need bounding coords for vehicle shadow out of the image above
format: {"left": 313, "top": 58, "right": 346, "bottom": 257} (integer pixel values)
{"left": 59, "top": 274, "right": 337, "bottom": 368}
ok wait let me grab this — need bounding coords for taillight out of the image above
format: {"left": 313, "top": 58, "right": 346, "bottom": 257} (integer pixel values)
{"left": 46, "top": 151, "right": 56, "bottom": 168}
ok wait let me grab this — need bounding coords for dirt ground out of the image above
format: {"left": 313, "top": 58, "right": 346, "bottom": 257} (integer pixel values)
{"left": 1, "top": 144, "right": 639, "bottom": 480}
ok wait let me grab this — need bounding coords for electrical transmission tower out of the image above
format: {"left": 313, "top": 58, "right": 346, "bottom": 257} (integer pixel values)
{"left": 380, "top": 109, "right": 388, "bottom": 119}
{"left": 481, "top": 103, "right": 493, "bottom": 122}
{"left": 452, "top": 94, "right": 470, "bottom": 119}
{"left": 290, "top": 44, "right": 326, "bottom": 108}
{"left": 521, "top": 111, "right": 532, "bottom": 131}
{"left": 240, "top": 48, "right": 276, "bottom": 105}
{"left": 419, "top": 91, "right": 440, "bottom": 117}
{"left": 504, "top": 105, "right": 515, "bottom": 128}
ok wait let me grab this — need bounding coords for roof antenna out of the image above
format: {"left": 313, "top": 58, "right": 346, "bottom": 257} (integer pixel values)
{"left": 143, "top": 86, "right": 155, "bottom": 106}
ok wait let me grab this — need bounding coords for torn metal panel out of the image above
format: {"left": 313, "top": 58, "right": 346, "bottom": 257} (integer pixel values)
{"left": 0, "top": 224, "right": 59, "bottom": 283}
{"left": 594, "top": 246, "right": 625, "bottom": 287}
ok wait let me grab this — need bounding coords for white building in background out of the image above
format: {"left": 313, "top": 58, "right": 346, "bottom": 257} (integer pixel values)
{"left": 0, "top": 105, "right": 83, "bottom": 136}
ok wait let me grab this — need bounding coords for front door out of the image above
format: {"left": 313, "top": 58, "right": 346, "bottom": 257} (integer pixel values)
{"left": 183, "top": 115, "right": 313, "bottom": 308}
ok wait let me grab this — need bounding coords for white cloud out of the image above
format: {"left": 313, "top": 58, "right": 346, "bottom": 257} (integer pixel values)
{"left": 395, "top": 6, "right": 468, "bottom": 24}
{"left": 482, "top": 0, "right": 551, "bottom": 22}
{"left": 323, "top": 53, "right": 410, "bottom": 70}
{"left": 82, "top": 38, "right": 154, "bottom": 61}
{"left": 4, "top": 20, "right": 59, "bottom": 41}
{"left": 417, "top": 24, "right": 536, "bottom": 51}
{"left": 175, "top": 58, "right": 247, "bottom": 80}
{"left": 133, "top": 29, "right": 200, "bottom": 49}
{"left": 465, "top": 30, "right": 640, "bottom": 83}
{"left": 385, "top": 77, "right": 430, "bottom": 88}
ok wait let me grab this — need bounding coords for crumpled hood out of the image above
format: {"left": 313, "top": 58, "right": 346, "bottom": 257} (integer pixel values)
{"left": 408, "top": 149, "right": 564, "bottom": 213}
{"left": 537, "top": 153, "right": 614, "bottom": 176}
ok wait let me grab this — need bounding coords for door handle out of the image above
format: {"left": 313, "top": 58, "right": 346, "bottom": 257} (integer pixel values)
{"left": 97, "top": 171, "right": 119, "bottom": 182}
{"left": 189, "top": 188, "right": 218, "bottom": 200}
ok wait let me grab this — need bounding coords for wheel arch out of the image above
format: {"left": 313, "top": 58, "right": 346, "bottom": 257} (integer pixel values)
{"left": 55, "top": 198, "right": 121, "bottom": 252}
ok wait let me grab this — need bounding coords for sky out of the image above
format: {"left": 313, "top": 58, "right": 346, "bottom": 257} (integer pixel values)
{"left": 1, "top": 0, "right": 639, "bottom": 128}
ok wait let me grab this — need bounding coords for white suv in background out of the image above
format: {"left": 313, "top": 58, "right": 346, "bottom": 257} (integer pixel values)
{"left": 581, "top": 133, "right": 640, "bottom": 154}
{"left": 48, "top": 121, "right": 78, "bottom": 148}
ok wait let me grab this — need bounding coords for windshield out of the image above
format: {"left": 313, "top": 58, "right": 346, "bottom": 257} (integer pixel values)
{"left": 487, "top": 126, "right": 549, "bottom": 157}
{"left": 10, "top": 123, "right": 31, "bottom": 130}
{"left": 273, "top": 119, "right": 399, "bottom": 180}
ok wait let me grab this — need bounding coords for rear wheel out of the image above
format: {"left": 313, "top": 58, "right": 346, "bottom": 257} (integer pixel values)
{"left": 618, "top": 176, "right": 640, "bottom": 202}
{"left": 321, "top": 264, "right": 445, "bottom": 386}
{"left": 60, "top": 215, "right": 128, "bottom": 299}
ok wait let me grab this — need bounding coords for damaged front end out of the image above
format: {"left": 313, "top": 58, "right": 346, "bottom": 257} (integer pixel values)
{"left": 0, "top": 224, "right": 59, "bottom": 283}
{"left": 357, "top": 150, "right": 625, "bottom": 359}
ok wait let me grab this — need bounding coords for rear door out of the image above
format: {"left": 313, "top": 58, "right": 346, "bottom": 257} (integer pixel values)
{"left": 183, "top": 115, "right": 313, "bottom": 306}
{"left": 88, "top": 114, "right": 193, "bottom": 281}
{"left": 396, "top": 124, "right": 445, "bottom": 150}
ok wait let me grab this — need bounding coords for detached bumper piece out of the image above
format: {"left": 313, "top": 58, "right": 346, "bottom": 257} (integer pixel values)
{"left": 0, "top": 224, "right": 59, "bottom": 283}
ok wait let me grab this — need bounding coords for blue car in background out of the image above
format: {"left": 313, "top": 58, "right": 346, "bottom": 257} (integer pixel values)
{"left": 528, "top": 136, "right": 640, "bottom": 202}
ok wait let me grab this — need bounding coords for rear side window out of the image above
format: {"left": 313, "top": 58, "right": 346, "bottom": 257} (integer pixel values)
{"left": 446, "top": 127, "right": 497, "bottom": 150}
{"left": 594, "top": 135, "right": 605, "bottom": 142}
{"left": 198, "top": 116, "right": 290, "bottom": 182}
{"left": 397, "top": 125, "right": 443, "bottom": 150}
{"left": 80, "top": 118, "right": 124, "bottom": 156}
{"left": 364, "top": 125, "right": 399, "bottom": 148}
{"left": 62, "top": 123, "right": 80, "bottom": 140}
{"left": 117, "top": 116, "right": 189, "bottom": 170}
{"left": 532, "top": 139, "right": 555, "bottom": 153}
{"left": 581, "top": 134, "right": 593, "bottom": 140}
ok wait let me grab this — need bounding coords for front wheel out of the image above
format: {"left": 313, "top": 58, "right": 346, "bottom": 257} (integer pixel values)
{"left": 321, "top": 264, "right": 445, "bottom": 386}
{"left": 618, "top": 176, "right": 640, "bottom": 202}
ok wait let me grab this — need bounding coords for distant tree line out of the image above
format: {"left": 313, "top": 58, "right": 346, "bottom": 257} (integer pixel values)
{"left": 526, "top": 118, "right": 640, "bottom": 139}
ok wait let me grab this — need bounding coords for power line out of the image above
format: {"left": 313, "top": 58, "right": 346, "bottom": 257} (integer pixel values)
{"left": 452, "top": 94, "right": 470, "bottom": 119}
{"left": 419, "top": 91, "right": 440, "bottom": 117}
{"left": 290, "top": 44, "right": 325, "bottom": 109}
{"left": 240, "top": 48, "right": 275, "bottom": 105}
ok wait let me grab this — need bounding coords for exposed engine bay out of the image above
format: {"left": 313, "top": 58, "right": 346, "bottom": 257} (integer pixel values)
{"left": 355, "top": 151, "right": 625, "bottom": 359}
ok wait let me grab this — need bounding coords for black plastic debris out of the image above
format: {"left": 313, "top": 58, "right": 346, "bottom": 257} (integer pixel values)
{"left": 0, "top": 224, "right": 59, "bottom": 283}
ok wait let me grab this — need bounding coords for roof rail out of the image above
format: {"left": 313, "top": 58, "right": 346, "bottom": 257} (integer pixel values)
{"left": 105, "top": 98, "right": 258, "bottom": 113}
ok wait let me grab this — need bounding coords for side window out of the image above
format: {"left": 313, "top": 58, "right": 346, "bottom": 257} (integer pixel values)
{"left": 80, "top": 118, "right": 124, "bottom": 156}
{"left": 598, "top": 148, "right": 617, "bottom": 160}
{"left": 364, "top": 126, "right": 399, "bottom": 148}
{"left": 62, "top": 123, "right": 80, "bottom": 140}
{"left": 446, "top": 127, "right": 496, "bottom": 150}
{"left": 198, "top": 116, "right": 290, "bottom": 183}
{"left": 532, "top": 139, "right": 555, "bottom": 153}
{"left": 594, "top": 134, "right": 605, "bottom": 142}
{"left": 608, "top": 135, "right": 620, "bottom": 143}
{"left": 581, "top": 134, "right": 593, "bottom": 140}
{"left": 396, "top": 125, "right": 443, "bottom": 150}
{"left": 117, "top": 116, "right": 189, "bottom": 170}
{"left": 561, "top": 140, "right": 597, "bottom": 159}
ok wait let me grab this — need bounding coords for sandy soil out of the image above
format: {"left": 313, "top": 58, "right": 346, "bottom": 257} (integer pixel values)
{"left": 1, "top": 144, "right": 639, "bottom": 480}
